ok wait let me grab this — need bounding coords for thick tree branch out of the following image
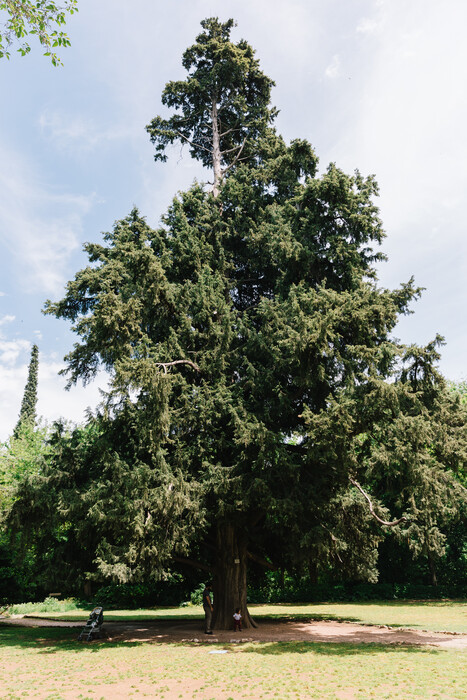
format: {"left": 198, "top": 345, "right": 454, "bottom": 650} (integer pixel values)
{"left": 173, "top": 556, "right": 213, "bottom": 573}
{"left": 350, "top": 478, "right": 407, "bottom": 527}
{"left": 222, "top": 153, "right": 249, "bottom": 175}
{"left": 220, "top": 137, "right": 247, "bottom": 157}
{"left": 247, "top": 551, "right": 277, "bottom": 571}
{"left": 221, "top": 137, "right": 248, "bottom": 176}
{"left": 156, "top": 360, "right": 201, "bottom": 374}
{"left": 219, "top": 126, "right": 241, "bottom": 138}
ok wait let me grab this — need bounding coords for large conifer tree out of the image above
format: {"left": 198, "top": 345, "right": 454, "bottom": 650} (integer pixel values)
{"left": 12, "top": 19, "right": 467, "bottom": 628}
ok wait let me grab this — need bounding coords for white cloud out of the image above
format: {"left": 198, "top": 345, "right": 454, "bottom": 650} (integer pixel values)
{"left": 325, "top": 54, "right": 341, "bottom": 79}
{"left": 36, "top": 361, "right": 107, "bottom": 429}
{"left": 0, "top": 315, "right": 15, "bottom": 326}
{"left": 356, "top": 17, "right": 381, "bottom": 35}
{"left": 322, "top": 0, "right": 467, "bottom": 380}
{"left": 0, "top": 349, "right": 107, "bottom": 441}
{"left": 0, "top": 338, "right": 31, "bottom": 366}
{"left": 39, "top": 110, "right": 134, "bottom": 154}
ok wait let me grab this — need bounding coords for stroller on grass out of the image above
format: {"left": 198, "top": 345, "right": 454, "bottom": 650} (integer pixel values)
{"left": 77, "top": 606, "right": 104, "bottom": 641}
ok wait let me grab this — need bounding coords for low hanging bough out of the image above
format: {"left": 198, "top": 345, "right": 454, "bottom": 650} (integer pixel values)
{"left": 350, "top": 478, "right": 408, "bottom": 527}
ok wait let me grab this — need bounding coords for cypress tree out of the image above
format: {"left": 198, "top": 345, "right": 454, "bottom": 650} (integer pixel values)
{"left": 14, "top": 344, "right": 39, "bottom": 438}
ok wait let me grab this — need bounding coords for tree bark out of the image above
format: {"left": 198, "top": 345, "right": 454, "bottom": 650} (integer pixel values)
{"left": 211, "top": 97, "right": 222, "bottom": 198}
{"left": 427, "top": 551, "right": 438, "bottom": 587}
{"left": 212, "top": 523, "right": 257, "bottom": 629}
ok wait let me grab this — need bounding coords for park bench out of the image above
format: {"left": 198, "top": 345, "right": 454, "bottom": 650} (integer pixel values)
{"left": 77, "top": 606, "right": 104, "bottom": 641}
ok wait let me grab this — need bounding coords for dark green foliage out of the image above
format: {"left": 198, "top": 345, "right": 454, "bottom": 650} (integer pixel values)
{"left": 147, "top": 18, "right": 275, "bottom": 170}
{"left": 9, "top": 411, "right": 204, "bottom": 590}
{"left": 147, "top": 18, "right": 277, "bottom": 197}
{"left": 14, "top": 344, "right": 39, "bottom": 438}
{"left": 0, "top": 534, "right": 44, "bottom": 605}
{"left": 91, "top": 575, "right": 193, "bottom": 609}
{"left": 247, "top": 575, "right": 467, "bottom": 604}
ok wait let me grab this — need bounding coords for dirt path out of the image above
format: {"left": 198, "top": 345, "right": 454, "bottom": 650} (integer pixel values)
{"left": 2, "top": 615, "right": 467, "bottom": 649}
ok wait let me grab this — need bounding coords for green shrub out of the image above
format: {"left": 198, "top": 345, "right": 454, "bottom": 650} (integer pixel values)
{"left": 189, "top": 583, "right": 205, "bottom": 606}
{"left": 92, "top": 575, "right": 192, "bottom": 609}
{"left": 6, "top": 597, "right": 80, "bottom": 615}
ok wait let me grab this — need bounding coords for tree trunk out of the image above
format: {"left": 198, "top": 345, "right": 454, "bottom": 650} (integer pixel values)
{"left": 211, "top": 97, "right": 222, "bottom": 198}
{"left": 212, "top": 523, "right": 257, "bottom": 630}
{"left": 427, "top": 551, "right": 438, "bottom": 587}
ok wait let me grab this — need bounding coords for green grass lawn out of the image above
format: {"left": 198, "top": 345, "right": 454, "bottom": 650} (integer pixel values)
{"left": 0, "top": 624, "right": 465, "bottom": 700}
{"left": 28, "top": 599, "right": 467, "bottom": 634}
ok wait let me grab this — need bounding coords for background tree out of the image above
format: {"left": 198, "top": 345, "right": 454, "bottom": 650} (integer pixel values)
{"left": 13, "top": 344, "right": 39, "bottom": 439}
{"left": 0, "top": 421, "right": 51, "bottom": 604}
{"left": 11, "top": 18, "right": 467, "bottom": 628}
{"left": 0, "top": 0, "right": 77, "bottom": 65}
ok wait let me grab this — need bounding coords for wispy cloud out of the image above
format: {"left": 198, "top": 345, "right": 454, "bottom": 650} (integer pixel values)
{"left": 356, "top": 17, "right": 382, "bottom": 35}
{"left": 0, "top": 338, "right": 31, "bottom": 366}
{"left": 39, "top": 110, "right": 133, "bottom": 154}
{"left": 325, "top": 54, "right": 341, "bottom": 79}
{"left": 0, "top": 141, "right": 95, "bottom": 295}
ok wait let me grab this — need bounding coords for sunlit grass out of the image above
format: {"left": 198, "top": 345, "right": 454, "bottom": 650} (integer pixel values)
{"left": 251, "top": 600, "right": 467, "bottom": 634}
{"left": 0, "top": 625, "right": 465, "bottom": 700}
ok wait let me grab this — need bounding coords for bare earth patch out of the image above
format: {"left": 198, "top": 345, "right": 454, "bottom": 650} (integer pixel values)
{"left": 3, "top": 615, "right": 467, "bottom": 649}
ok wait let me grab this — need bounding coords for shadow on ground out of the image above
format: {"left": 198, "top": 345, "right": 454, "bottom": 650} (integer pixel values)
{"left": 1, "top": 616, "right": 465, "bottom": 655}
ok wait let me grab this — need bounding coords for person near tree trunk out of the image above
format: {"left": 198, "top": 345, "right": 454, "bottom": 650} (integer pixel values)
{"left": 203, "top": 583, "right": 213, "bottom": 634}
{"left": 233, "top": 608, "right": 242, "bottom": 631}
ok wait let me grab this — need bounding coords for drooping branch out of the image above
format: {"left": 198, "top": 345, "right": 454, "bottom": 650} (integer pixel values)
{"left": 156, "top": 360, "right": 201, "bottom": 374}
{"left": 172, "top": 556, "right": 213, "bottom": 573}
{"left": 350, "top": 478, "right": 407, "bottom": 527}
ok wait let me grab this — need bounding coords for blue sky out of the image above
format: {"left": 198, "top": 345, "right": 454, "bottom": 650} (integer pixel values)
{"left": 1, "top": 0, "right": 466, "bottom": 439}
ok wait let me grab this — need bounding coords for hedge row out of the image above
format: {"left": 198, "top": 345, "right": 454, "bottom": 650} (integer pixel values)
{"left": 247, "top": 582, "right": 467, "bottom": 604}
{"left": 90, "top": 581, "right": 467, "bottom": 609}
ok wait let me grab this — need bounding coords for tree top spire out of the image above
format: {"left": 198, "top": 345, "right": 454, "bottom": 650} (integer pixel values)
{"left": 146, "top": 17, "right": 276, "bottom": 196}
